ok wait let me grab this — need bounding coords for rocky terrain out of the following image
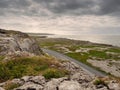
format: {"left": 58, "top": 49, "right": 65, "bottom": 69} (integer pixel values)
{"left": 0, "top": 61, "right": 120, "bottom": 90}
{"left": 87, "top": 59, "right": 120, "bottom": 77}
{"left": 0, "top": 29, "right": 43, "bottom": 56}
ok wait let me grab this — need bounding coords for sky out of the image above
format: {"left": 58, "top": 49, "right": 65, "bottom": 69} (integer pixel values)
{"left": 0, "top": 0, "right": 120, "bottom": 35}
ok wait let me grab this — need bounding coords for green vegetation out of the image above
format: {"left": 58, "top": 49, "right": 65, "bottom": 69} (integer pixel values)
{"left": 4, "top": 83, "right": 20, "bottom": 90}
{"left": 36, "top": 38, "right": 120, "bottom": 61}
{"left": 67, "top": 45, "right": 80, "bottom": 51}
{"left": 0, "top": 56, "right": 4, "bottom": 61}
{"left": 36, "top": 38, "right": 74, "bottom": 47}
{"left": 0, "top": 56, "right": 68, "bottom": 82}
{"left": 107, "top": 48, "right": 120, "bottom": 53}
{"left": 89, "top": 50, "right": 108, "bottom": 59}
{"left": 66, "top": 52, "right": 89, "bottom": 64}
{"left": 43, "top": 68, "right": 68, "bottom": 79}
{"left": 35, "top": 38, "right": 120, "bottom": 77}
{"left": 93, "top": 78, "right": 107, "bottom": 86}
{"left": 38, "top": 38, "right": 120, "bottom": 60}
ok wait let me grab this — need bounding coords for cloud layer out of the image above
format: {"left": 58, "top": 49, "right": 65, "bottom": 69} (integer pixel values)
{"left": 0, "top": 0, "right": 120, "bottom": 34}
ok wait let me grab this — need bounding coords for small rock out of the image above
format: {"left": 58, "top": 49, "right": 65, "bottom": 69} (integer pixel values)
{"left": 21, "top": 76, "right": 33, "bottom": 82}
{"left": 0, "top": 82, "right": 6, "bottom": 87}
{"left": 11, "top": 78, "right": 24, "bottom": 85}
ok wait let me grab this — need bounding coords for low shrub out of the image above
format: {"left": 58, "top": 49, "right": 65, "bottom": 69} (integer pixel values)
{"left": 93, "top": 78, "right": 107, "bottom": 86}
{"left": 43, "top": 68, "right": 68, "bottom": 79}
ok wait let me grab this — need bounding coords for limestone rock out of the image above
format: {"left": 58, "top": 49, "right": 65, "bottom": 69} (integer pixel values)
{"left": 29, "top": 76, "right": 46, "bottom": 85}
{"left": 21, "top": 76, "right": 34, "bottom": 82}
{"left": 14, "top": 82, "right": 43, "bottom": 90}
{"left": 108, "top": 81, "right": 120, "bottom": 90}
{"left": 0, "top": 82, "right": 6, "bottom": 87}
{"left": 71, "top": 72, "right": 92, "bottom": 83}
{"left": 11, "top": 78, "right": 24, "bottom": 85}
{"left": 0, "top": 29, "right": 43, "bottom": 56}
{"left": 44, "top": 77, "right": 68, "bottom": 90}
{"left": 59, "top": 81, "right": 81, "bottom": 90}
{"left": 61, "top": 61, "right": 81, "bottom": 74}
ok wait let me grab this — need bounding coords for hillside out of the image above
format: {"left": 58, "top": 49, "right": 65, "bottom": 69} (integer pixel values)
{"left": 0, "top": 29, "right": 119, "bottom": 90}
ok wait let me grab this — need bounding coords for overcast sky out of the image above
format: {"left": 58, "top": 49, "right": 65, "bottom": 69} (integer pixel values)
{"left": 0, "top": 0, "right": 120, "bottom": 35}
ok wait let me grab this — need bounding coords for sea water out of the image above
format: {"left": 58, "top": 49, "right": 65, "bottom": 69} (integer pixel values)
{"left": 48, "top": 34, "right": 120, "bottom": 47}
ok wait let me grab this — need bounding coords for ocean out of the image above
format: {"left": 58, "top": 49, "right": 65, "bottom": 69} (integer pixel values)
{"left": 48, "top": 34, "right": 120, "bottom": 47}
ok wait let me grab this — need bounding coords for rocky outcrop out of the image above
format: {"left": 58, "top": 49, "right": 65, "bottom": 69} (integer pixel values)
{"left": 0, "top": 29, "right": 43, "bottom": 56}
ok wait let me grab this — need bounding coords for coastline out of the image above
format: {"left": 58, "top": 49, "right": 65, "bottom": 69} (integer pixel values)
{"left": 47, "top": 34, "right": 120, "bottom": 47}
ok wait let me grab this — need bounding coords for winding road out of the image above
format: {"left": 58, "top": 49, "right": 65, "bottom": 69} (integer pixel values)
{"left": 42, "top": 48, "right": 106, "bottom": 77}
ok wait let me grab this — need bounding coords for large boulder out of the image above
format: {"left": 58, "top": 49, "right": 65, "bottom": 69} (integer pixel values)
{"left": 0, "top": 29, "right": 43, "bottom": 56}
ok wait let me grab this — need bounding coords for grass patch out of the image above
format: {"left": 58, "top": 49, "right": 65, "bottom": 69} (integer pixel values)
{"left": 67, "top": 45, "right": 80, "bottom": 51}
{"left": 0, "top": 56, "right": 4, "bottom": 61}
{"left": 4, "top": 83, "right": 20, "bottom": 90}
{"left": 93, "top": 78, "right": 107, "bottom": 87}
{"left": 107, "top": 48, "right": 120, "bottom": 53}
{"left": 89, "top": 50, "right": 109, "bottom": 59}
{"left": 43, "top": 68, "right": 68, "bottom": 79}
{"left": 40, "top": 42, "right": 56, "bottom": 47}
{"left": 0, "top": 56, "right": 67, "bottom": 82}
{"left": 66, "top": 52, "right": 89, "bottom": 64}
{"left": 89, "top": 50, "right": 120, "bottom": 60}
{"left": 79, "top": 45, "right": 97, "bottom": 48}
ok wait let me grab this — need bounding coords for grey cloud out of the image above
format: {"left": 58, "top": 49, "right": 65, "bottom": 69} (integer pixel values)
{"left": 34, "top": 0, "right": 95, "bottom": 14}
{"left": 0, "top": 0, "right": 31, "bottom": 8}
{"left": 0, "top": 0, "right": 120, "bottom": 17}
{"left": 0, "top": 0, "right": 50, "bottom": 17}
{"left": 0, "top": 0, "right": 31, "bottom": 15}
{"left": 98, "top": 0, "right": 120, "bottom": 15}
{"left": 11, "top": 0, "right": 31, "bottom": 9}
{"left": 34, "top": 0, "right": 120, "bottom": 16}
{"left": 0, "top": 0, "right": 10, "bottom": 8}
